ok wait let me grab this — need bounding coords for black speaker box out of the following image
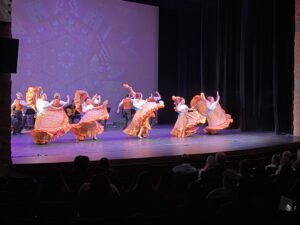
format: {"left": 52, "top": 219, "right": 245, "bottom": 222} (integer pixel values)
{"left": 0, "top": 37, "right": 19, "bottom": 73}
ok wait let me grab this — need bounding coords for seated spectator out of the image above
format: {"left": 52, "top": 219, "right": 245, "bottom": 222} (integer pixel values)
{"left": 198, "top": 155, "right": 217, "bottom": 180}
{"left": 275, "top": 151, "right": 294, "bottom": 175}
{"left": 205, "top": 169, "right": 239, "bottom": 214}
{"left": 126, "top": 171, "right": 159, "bottom": 214}
{"left": 78, "top": 174, "right": 120, "bottom": 218}
{"left": 172, "top": 154, "right": 197, "bottom": 175}
{"left": 265, "top": 153, "right": 280, "bottom": 175}
{"left": 215, "top": 152, "right": 228, "bottom": 171}
{"left": 68, "top": 155, "right": 91, "bottom": 192}
{"left": 89, "top": 157, "right": 119, "bottom": 187}
{"left": 172, "top": 154, "right": 198, "bottom": 193}
{"left": 276, "top": 164, "right": 296, "bottom": 195}
{"left": 38, "top": 168, "right": 70, "bottom": 200}
{"left": 292, "top": 149, "right": 300, "bottom": 174}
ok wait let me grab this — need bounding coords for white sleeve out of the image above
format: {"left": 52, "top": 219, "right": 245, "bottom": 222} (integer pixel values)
{"left": 20, "top": 100, "right": 27, "bottom": 106}
{"left": 94, "top": 99, "right": 100, "bottom": 105}
{"left": 43, "top": 101, "right": 50, "bottom": 108}
{"left": 153, "top": 96, "right": 161, "bottom": 102}
{"left": 177, "top": 104, "right": 188, "bottom": 112}
{"left": 36, "top": 99, "right": 42, "bottom": 110}
{"left": 60, "top": 100, "right": 67, "bottom": 106}
{"left": 210, "top": 102, "right": 218, "bottom": 110}
{"left": 11, "top": 100, "right": 16, "bottom": 108}
{"left": 118, "top": 99, "right": 124, "bottom": 107}
{"left": 82, "top": 103, "right": 94, "bottom": 113}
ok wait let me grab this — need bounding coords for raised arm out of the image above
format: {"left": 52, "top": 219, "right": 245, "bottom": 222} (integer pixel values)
{"left": 154, "top": 91, "right": 161, "bottom": 101}
{"left": 200, "top": 92, "right": 206, "bottom": 100}
{"left": 215, "top": 91, "right": 220, "bottom": 104}
{"left": 123, "top": 84, "right": 136, "bottom": 97}
{"left": 66, "top": 95, "right": 70, "bottom": 104}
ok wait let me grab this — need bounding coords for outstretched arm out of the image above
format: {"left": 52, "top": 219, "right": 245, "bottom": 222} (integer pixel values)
{"left": 117, "top": 99, "right": 124, "bottom": 113}
{"left": 123, "top": 84, "right": 136, "bottom": 97}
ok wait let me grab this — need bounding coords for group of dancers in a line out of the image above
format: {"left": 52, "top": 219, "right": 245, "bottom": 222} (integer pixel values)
{"left": 11, "top": 84, "right": 233, "bottom": 144}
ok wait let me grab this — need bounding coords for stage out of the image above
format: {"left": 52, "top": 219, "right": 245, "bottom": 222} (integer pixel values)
{"left": 11, "top": 125, "right": 300, "bottom": 165}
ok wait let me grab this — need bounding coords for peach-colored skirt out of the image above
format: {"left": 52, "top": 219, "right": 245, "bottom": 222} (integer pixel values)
{"left": 71, "top": 107, "right": 109, "bottom": 141}
{"left": 32, "top": 107, "right": 70, "bottom": 144}
{"left": 123, "top": 102, "right": 164, "bottom": 137}
{"left": 190, "top": 95, "right": 207, "bottom": 118}
{"left": 204, "top": 105, "right": 233, "bottom": 134}
{"left": 171, "top": 110, "right": 204, "bottom": 137}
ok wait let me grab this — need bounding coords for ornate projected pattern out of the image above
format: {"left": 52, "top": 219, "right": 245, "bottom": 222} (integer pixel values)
{"left": 12, "top": 0, "right": 158, "bottom": 121}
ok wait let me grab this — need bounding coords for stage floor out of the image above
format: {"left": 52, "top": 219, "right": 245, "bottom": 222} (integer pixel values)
{"left": 11, "top": 125, "right": 300, "bottom": 165}
{"left": 12, "top": 126, "right": 300, "bottom": 164}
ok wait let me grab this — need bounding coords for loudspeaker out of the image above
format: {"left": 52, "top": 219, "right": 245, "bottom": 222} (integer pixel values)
{"left": 0, "top": 37, "right": 19, "bottom": 73}
{"left": 0, "top": 0, "right": 12, "bottom": 22}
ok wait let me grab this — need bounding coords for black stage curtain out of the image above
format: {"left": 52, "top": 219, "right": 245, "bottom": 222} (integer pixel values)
{"left": 158, "top": 0, "right": 294, "bottom": 134}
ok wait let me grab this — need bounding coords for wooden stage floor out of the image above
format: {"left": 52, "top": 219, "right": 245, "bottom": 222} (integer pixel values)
{"left": 11, "top": 125, "right": 300, "bottom": 165}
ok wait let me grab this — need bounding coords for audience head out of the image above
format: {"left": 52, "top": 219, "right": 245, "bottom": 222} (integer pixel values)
{"left": 73, "top": 155, "right": 90, "bottom": 171}
{"left": 271, "top": 153, "right": 281, "bottom": 166}
{"left": 280, "top": 151, "right": 293, "bottom": 166}
{"left": 205, "top": 155, "right": 216, "bottom": 169}
{"left": 215, "top": 152, "right": 227, "bottom": 166}
{"left": 99, "top": 157, "right": 110, "bottom": 170}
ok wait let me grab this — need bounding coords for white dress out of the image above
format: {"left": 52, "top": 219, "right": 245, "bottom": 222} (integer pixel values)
{"left": 36, "top": 99, "right": 50, "bottom": 115}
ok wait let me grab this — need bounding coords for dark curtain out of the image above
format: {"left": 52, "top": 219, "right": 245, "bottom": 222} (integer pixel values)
{"left": 158, "top": 0, "right": 294, "bottom": 134}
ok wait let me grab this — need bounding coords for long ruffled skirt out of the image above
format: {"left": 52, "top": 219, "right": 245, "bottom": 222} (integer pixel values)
{"left": 171, "top": 110, "right": 204, "bottom": 137}
{"left": 123, "top": 102, "right": 164, "bottom": 137}
{"left": 32, "top": 108, "right": 70, "bottom": 144}
{"left": 71, "top": 107, "right": 109, "bottom": 141}
{"left": 204, "top": 105, "right": 233, "bottom": 134}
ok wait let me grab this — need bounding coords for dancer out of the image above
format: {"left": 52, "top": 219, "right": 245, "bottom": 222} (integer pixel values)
{"left": 146, "top": 91, "right": 161, "bottom": 103}
{"left": 191, "top": 91, "right": 233, "bottom": 134}
{"left": 117, "top": 94, "right": 133, "bottom": 129}
{"left": 50, "top": 92, "right": 70, "bottom": 107}
{"left": 11, "top": 92, "right": 27, "bottom": 135}
{"left": 146, "top": 91, "right": 162, "bottom": 127}
{"left": 71, "top": 90, "right": 109, "bottom": 141}
{"left": 28, "top": 88, "right": 71, "bottom": 144}
{"left": 26, "top": 86, "right": 43, "bottom": 112}
{"left": 36, "top": 93, "right": 50, "bottom": 115}
{"left": 64, "top": 100, "right": 81, "bottom": 124}
{"left": 170, "top": 96, "right": 205, "bottom": 137}
{"left": 122, "top": 84, "right": 164, "bottom": 139}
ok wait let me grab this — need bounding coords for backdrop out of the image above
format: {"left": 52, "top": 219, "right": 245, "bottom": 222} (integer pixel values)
{"left": 12, "top": 0, "right": 158, "bottom": 122}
